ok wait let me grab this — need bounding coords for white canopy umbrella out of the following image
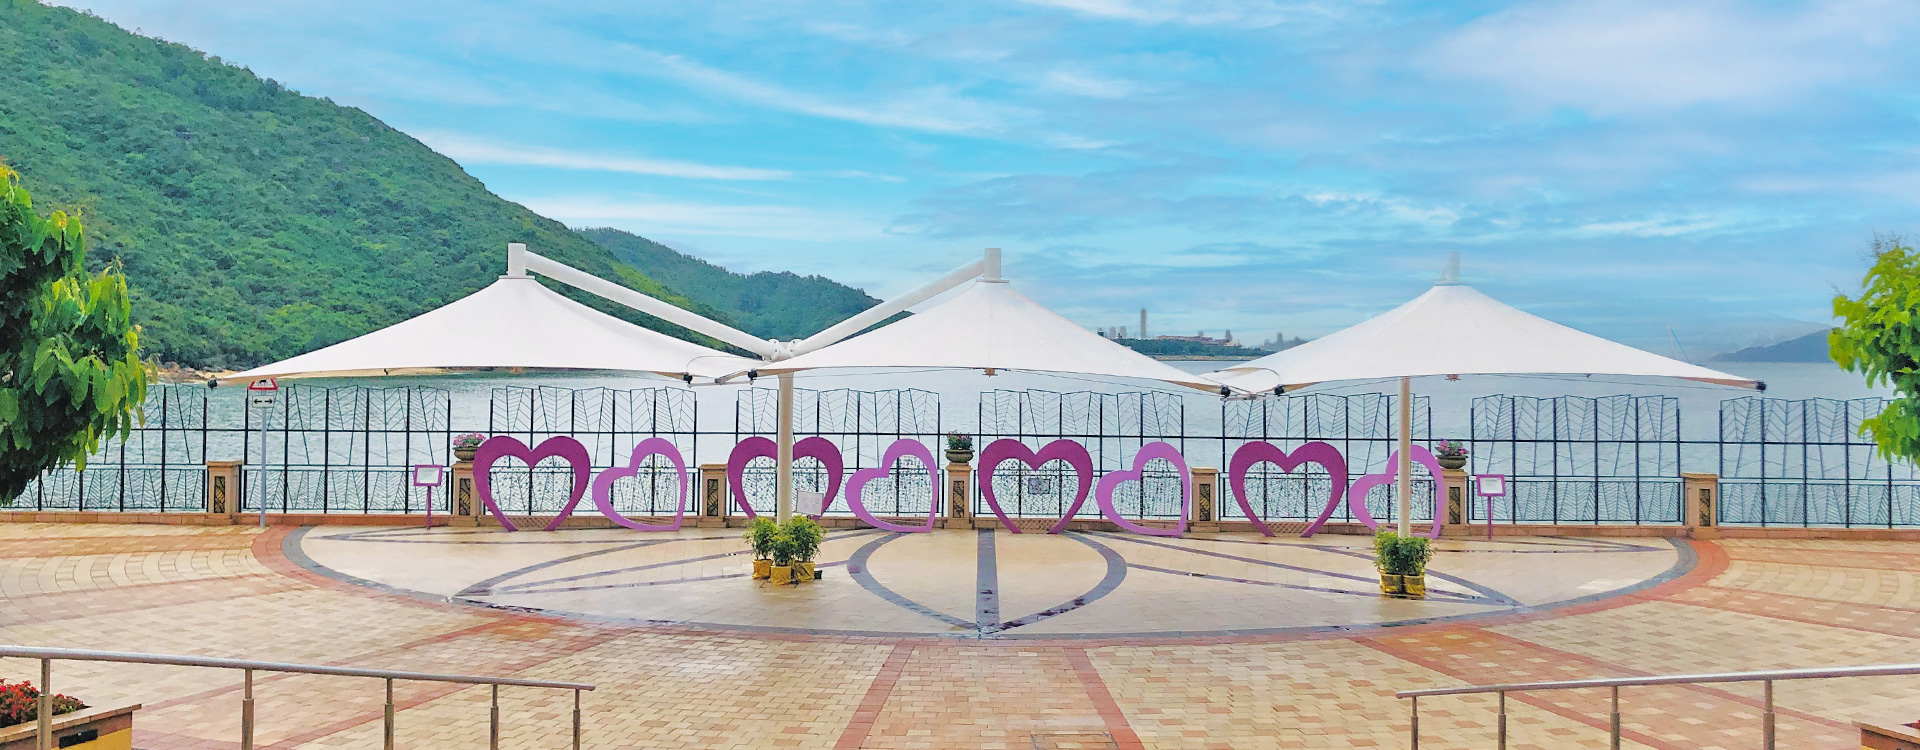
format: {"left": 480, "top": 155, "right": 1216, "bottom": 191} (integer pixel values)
{"left": 754, "top": 275, "right": 1223, "bottom": 393}
{"left": 223, "top": 275, "right": 754, "bottom": 383}
{"left": 1209, "top": 269, "right": 1759, "bottom": 535}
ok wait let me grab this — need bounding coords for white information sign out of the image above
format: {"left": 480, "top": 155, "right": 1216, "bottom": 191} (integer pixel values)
{"left": 796, "top": 490, "right": 827, "bottom": 516}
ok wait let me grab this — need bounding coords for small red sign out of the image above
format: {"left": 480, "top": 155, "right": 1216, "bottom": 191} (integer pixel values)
{"left": 247, "top": 378, "right": 279, "bottom": 392}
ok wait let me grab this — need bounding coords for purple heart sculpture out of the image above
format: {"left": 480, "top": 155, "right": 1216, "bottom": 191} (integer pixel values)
{"left": 725, "top": 436, "right": 845, "bottom": 519}
{"left": 978, "top": 439, "right": 1095, "bottom": 534}
{"left": 584, "top": 437, "right": 689, "bottom": 532}
{"left": 1304, "top": 446, "right": 1444, "bottom": 538}
{"left": 1227, "top": 441, "right": 1348, "bottom": 537}
{"left": 1094, "top": 441, "right": 1190, "bottom": 537}
{"left": 845, "top": 439, "right": 940, "bottom": 533}
{"left": 472, "top": 435, "right": 591, "bottom": 532}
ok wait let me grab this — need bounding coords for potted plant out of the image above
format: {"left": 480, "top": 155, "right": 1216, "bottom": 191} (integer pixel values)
{"left": 767, "top": 528, "right": 795, "bottom": 586}
{"left": 1374, "top": 531, "right": 1435, "bottom": 599}
{"left": 945, "top": 431, "right": 974, "bottom": 465}
{"left": 1434, "top": 439, "right": 1468, "bottom": 471}
{"left": 453, "top": 433, "right": 486, "bottom": 462}
{"left": 784, "top": 516, "right": 823, "bottom": 583}
{"left": 0, "top": 680, "right": 134, "bottom": 750}
{"left": 744, "top": 517, "right": 778, "bottom": 580}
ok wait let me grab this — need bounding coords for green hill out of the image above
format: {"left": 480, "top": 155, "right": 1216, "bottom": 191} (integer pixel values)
{"left": 581, "top": 227, "right": 883, "bottom": 342}
{"left": 1712, "top": 329, "right": 1836, "bottom": 363}
{"left": 0, "top": 0, "right": 875, "bottom": 370}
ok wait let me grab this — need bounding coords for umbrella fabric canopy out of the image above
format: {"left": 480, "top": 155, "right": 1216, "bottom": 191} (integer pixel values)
{"left": 224, "top": 276, "right": 753, "bottom": 383}
{"left": 1209, "top": 284, "right": 1759, "bottom": 393}
{"left": 753, "top": 279, "right": 1223, "bottom": 392}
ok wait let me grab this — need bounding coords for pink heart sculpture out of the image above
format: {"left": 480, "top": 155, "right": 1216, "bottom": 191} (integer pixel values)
{"left": 583, "top": 437, "right": 689, "bottom": 532}
{"left": 472, "top": 435, "right": 591, "bottom": 532}
{"left": 1302, "top": 446, "right": 1445, "bottom": 538}
{"left": 1227, "top": 441, "right": 1348, "bottom": 537}
{"left": 977, "top": 439, "right": 1095, "bottom": 534}
{"left": 1094, "top": 441, "right": 1190, "bottom": 537}
{"left": 845, "top": 439, "right": 940, "bottom": 532}
{"left": 725, "top": 436, "right": 844, "bottom": 519}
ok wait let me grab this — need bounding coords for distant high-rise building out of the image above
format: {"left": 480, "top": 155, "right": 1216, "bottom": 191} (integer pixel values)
{"left": 1120, "top": 326, "right": 1128, "bottom": 339}
{"left": 1140, "top": 308, "right": 1148, "bottom": 340}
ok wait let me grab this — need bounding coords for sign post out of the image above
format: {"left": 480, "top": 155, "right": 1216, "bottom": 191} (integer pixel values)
{"left": 412, "top": 465, "right": 446, "bottom": 529}
{"left": 1474, "top": 474, "right": 1508, "bottom": 541}
{"left": 247, "top": 379, "right": 278, "bottom": 528}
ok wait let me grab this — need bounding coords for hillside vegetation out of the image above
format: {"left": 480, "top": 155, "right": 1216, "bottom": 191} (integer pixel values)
{"left": 0, "top": 0, "right": 878, "bottom": 369}
{"left": 582, "top": 227, "right": 882, "bottom": 342}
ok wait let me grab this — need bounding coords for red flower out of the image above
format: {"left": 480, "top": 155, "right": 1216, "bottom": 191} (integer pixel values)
{"left": 0, "top": 680, "right": 86, "bottom": 728}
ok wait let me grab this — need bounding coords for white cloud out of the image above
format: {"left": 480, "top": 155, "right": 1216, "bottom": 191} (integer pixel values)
{"left": 518, "top": 196, "right": 888, "bottom": 242}
{"left": 1015, "top": 0, "right": 1331, "bottom": 27}
{"left": 647, "top": 52, "right": 1013, "bottom": 135}
{"left": 417, "top": 132, "right": 790, "bottom": 181}
{"left": 1428, "top": 0, "right": 1920, "bottom": 114}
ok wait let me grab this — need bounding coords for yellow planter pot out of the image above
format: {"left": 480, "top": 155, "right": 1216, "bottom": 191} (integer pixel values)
{"left": 752, "top": 559, "right": 771, "bottom": 580}
{"left": 1402, "top": 573, "right": 1427, "bottom": 599}
{"left": 795, "top": 561, "right": 816, "bottom": 582}
{"left": 1378, "top": 573, "right": 1404, "bottom": 596}
{"left": 769, "top": 565, "right": 793, "bottom": 585}
{"left": 0, "top": 705, "right": 138, "bottom": 750}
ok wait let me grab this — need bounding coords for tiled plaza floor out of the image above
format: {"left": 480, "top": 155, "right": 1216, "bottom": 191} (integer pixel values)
{"left": 1, "top": 523, "right": 1917, "bottom": 749}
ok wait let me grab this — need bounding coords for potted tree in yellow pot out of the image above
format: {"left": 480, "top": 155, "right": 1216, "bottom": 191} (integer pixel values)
{"left": 785, "top": 516, "right": 823, "bottom": 583}
{"left": 1374, "top": 531, "right": 1434, "bottom": 599}
{"left": 744, "top": 517, "right": 778, "bottom": 580}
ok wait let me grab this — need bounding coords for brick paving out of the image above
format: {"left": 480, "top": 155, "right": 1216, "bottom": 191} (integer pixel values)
{"left": 0, "top": 524, "right": 1917, "bottom": 748}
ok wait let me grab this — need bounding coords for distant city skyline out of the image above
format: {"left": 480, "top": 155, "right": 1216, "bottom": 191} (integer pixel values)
{"left": 54, "top": 0, "right": 1918, "bottom": 353}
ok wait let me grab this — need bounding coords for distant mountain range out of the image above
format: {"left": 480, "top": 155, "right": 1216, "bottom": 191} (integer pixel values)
{"left": 0, "top": 1, "right": 881, "bottom": 370}
{"left": 1711, "top": 329, "right": 1836, "bottom": 363}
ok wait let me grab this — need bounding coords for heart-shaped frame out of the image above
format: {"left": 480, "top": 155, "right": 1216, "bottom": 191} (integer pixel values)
{"left": 845, "top": 439, "right": 940, "bottom": 532}
{"left": 582, "top": 437, "right": 689, "bottom": 532}
{"left": 1227, "top": 441, "right": 1348, "bottom": 537}
{"left": 1302, "top": 446, "right": 1444, "bottom": 538}
{"left": 725, "top": 436, "right": 845, "bottom": 519}
{"left": 472, "top": 435, "right": 591, "bottom": 532}
{"left": 977, "top": 439, "right": 1095, "bottom": 534}
{"left": 1094, "top": 441, "right": 1190, "bottom": 537}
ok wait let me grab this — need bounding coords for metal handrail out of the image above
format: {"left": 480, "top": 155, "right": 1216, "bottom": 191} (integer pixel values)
{"left": 1397, "top": 662, "right": 1920, "bottom": 750}
{"left": 4, "top": 644, "right": 594, "bottom": 750}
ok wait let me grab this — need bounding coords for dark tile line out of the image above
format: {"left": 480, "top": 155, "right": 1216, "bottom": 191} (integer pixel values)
{"left": 976, "top": 528, "right": 1000, "bottom": 631}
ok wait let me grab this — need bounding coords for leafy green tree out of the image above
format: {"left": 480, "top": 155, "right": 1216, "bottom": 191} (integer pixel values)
{"left": 0, "top": 165, "right": 146, "bottom": 503}
{"left": 1832, "top": 235, "right": 1920, "bottom": 462}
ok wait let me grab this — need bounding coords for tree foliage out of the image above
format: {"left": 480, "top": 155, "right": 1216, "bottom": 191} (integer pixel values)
{"left": 1831, "top": 235, "right": 1920, "bottom": 462}
{"left": 0, "top": 1, "right": 865, "bottom": 368}
{"left": 0, "top": 165, "right": 146, "bottom": 503}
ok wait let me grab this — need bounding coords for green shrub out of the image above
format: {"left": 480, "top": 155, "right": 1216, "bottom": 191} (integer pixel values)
{"left": 782, "top": 516, "right": 823, "bottom": 564}
{"left": 1373, "top": 531, "right": 1434, "bottom": 576}
{"left": 743, "top": 517, "right": 779, "bottom": 560}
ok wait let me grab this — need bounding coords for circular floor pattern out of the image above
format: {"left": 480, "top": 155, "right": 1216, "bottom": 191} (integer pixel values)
{"left": 289, "top": 526, "right": 1690, "bottom": 639}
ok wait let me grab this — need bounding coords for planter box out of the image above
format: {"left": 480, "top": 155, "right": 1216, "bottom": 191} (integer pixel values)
{"left": 1859, "top": 719, "right": 1920, "bottom": 750}
{"left": 0, "top": 704, "right": 139, "bottom": 750}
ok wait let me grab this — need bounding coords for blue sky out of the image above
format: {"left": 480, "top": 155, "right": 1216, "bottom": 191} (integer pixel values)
{"left": 57, "top": 0, "right": 1920, "bottom": 353}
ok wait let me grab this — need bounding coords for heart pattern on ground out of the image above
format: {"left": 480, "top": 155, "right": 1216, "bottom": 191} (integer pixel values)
{"left": 584, "top": 437, "right": 689, "bottom": 531}
{"left": 1303, "top": 446, "right": 1444, "bottom": 538}
{"left": 1227, "top": 441, "right": 1348, "bottom": 537}
{"left": 473, "top": 435, "right": 591, "bottom": 532}
{"left": 978, "top": 439, "right": 1095, "bottom": 534}
{"left": 845, "top": 439, "right": 940, "bottom": 532}
{"left": 1094, "top": 441, "right": 1190, "bottom": 537}
{"left": 725, "top": 436, "right": 844, "bottom": 519}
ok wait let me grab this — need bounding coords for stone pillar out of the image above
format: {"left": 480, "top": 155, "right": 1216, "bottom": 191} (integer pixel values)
{"left": 699, "top": 463, "right": 728, "bottom": 528}
{"left": 450, "top": 460, "right": 479, "bottom": 527}
{"left": 1442, "top": 469, "right": 1470, "bottom": 536}
{"left": 945, "top": 462, "right": 972, "bottom": 529}
{"left": 1190, "top": 467, "right": 1220, "bottom": 533}
{"left": 205, "top": 460, "right": 243, "bottom": 520}
{"left": 1683, "top": 472, "right": 1719, "bottom": 538}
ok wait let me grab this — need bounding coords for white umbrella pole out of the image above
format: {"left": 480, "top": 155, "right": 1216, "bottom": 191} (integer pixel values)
{"left": 776, "top": 372, "right": 795, "bottom": 522}
{"left": 1397, "top": 375, "right": 1412, "bottom": 536}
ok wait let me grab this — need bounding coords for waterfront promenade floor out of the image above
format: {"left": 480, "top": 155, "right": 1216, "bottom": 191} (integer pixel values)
{"left": 1, "top": 523, "right": 1917, "bottom": 749}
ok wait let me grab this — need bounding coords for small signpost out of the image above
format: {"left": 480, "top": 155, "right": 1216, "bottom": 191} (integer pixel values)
{"left": 412, "top": 465, "right": 446, "bottom": 529}
{"left": 796, "top": 490, "right": 826, "bottom": 517}
{"left": 1474, "top": 474, "right": 1508, "bottom": 541}
{"left": 247, "top": 379, "right": 278, "bottom": 528}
